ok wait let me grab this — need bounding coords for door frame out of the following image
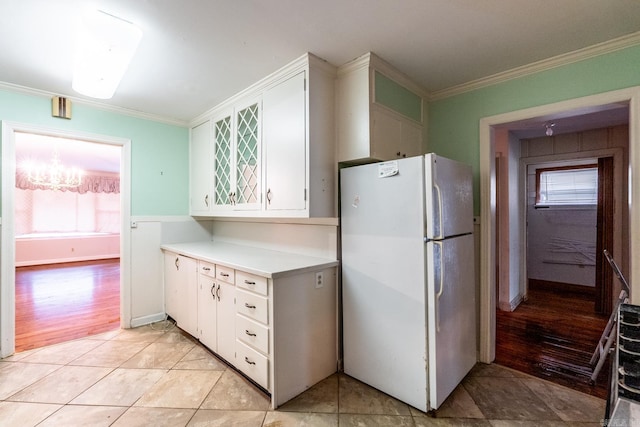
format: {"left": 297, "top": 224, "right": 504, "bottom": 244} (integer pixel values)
{"left": 478, "top": 86, "right": 640, "bottom": 363}
{"left": 1, "top": 121, "right": 132, "bottom": 358}
{"left": 518, "top": 151, "right": 622, "bottom": 309}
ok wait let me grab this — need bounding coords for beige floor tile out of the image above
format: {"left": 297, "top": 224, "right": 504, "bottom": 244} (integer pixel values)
{"left": 155, "top": 328, "right": 197, "bottom": 344}
{"left": 1, "top": 348, "right": 40, "bottom": 362}
{"left": 521, "top": 377, "right": 606, "bottom": 423}
{"left": 188, "top": 409, "right": 266, "bottom": 426}
{"left": 8, "top": 365, "right": 111, "bottom": 404}
{"left": 173, "top": 346, "right": 228, "bottom": 371}
{"left": 18, "top": 339, "right": 104, "bottom": 365}
{"left": 463, "top": 376, "right": 562, "bottom": 421}
{"left": 488, "top": 421, "right": 570, "bottom": 426}
{"left": 112, "top": 407, "right": 196, "bottom": 427}
{"left": 0, "top": 401, "right": 61, "bottom": 427}
{"left": 264, "top": 411, "right": 338, "bottom": 426}
{"left": 339, "top": 413, "right": 414, "bottom": 426}
{"left": 467, "top": 363, "right": 524, "bottom": 378}
{"left": 120, "top": 341, "right": 195, "bottom": 369}
{"left": 200, "top": 369, "right": 270, "bottom": 411}
{"left": 110, "top": 324, "right": 166, "bottom": 343}
{"left": 85, "top": 329, "right": 122, "bottom": 341}
{"left": 37, "top": 404, "right": 127, "bottom": 426}
{"left": 414, "top": 417, "right": 492, "bottom": 426}
{"left": 277, "top": 374, "right": 338, "bottom": 413}
{"left": 338, "top": 374, "right": 411, "bottom": 416}
{"left": 426, "top": 383, "right": 485, "bottom": 419}
{"left": 135, "top": 369, "right": 222, "bottom": 409}
{"left": 0, "top": 363, "right": 61, "bottom": 400}
{"left": 71, "top": 368, "right": 167, "bottom": 406}
{"left": 68, "top": 339, "right": 148, "bottom": 367}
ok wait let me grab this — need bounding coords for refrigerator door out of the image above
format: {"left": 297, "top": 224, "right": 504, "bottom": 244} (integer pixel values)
{"left": 426, "top": 233, "right": 477, "bottom": 409}
{"left": 341, "top": 156, "right": 429, "bottom": 411}
{"left": 424, "top": 153, "right": 474, "bottom": 240}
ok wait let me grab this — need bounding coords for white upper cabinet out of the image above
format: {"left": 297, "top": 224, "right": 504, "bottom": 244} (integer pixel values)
{"left": 337, "top": 52, "right": 426, "bottom": 164}
{"left": 189, "top": 120, "right": 212, "bottom": 215}
{"left": 189, "top": 53, "right": 336, "bottom": 219}
{"left": 263, "top": 71, "right": 306, "bottom": 212}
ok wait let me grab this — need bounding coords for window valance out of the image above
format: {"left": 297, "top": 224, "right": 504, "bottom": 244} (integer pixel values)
{"left": 15, "top": 170, "right": 120, "bottom": 194}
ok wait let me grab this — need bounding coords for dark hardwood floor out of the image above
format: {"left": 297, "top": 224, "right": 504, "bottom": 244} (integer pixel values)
{"left": 495, "top": 281, "right": 611, "bottom": 399}
{"left": 15, "top": 259, "right": 120, "bottom": 353}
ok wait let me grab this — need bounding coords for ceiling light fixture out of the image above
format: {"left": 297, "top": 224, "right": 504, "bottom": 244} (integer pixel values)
{"left": 72, "top": 9, "right": 142, "bottom": 99}
{"left": 545, "top": 122, "right": 555, "bottom": 136}
{"left": 22, "top": 147, "right": 83, "bottom": 190}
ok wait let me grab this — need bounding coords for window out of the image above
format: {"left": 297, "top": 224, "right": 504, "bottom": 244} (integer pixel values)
{"left": 536, "top": 165, "right": 598, "bottom": 206}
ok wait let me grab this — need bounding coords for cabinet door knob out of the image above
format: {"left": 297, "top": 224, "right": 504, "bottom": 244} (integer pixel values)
{"left": 244, "top": 356, "right": 256, "bottom": 365}
{"left": 174, "top": 257, "right": 179, "bottom": 270}
{"left": 220, "top": 272, "right": 229, "bottom": 277}
{"left": 244, "top": 280, "right": 255, "bottom": 285}
{"left": 216, "top": 284, "right": 221, "bottom": 302}
{"left": 266, "top": 188, "right": 272, "bottom": 204}
{"left": 202, "top": 266, "right": 211, "bottom": 271}
{"left": 210, "top": 284, "right": 216, "bottom": 299}
{"left": 245, "top": 330, "right": 257, "bottom": 337}
{"left": 244, "top": 303, "right": 256, "bottom": 309}
{"left": 204, "top": 194, "right": 209, "bottom": 207}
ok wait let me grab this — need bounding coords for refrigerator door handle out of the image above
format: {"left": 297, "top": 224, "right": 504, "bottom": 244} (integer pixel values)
{"left": 433, "top": 182, "right": 444, "bottom": 239}
{"left": 434, "top": 241, "right": 444, "bottom": 332}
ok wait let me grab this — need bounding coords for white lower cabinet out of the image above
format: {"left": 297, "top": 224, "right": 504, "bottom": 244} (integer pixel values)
{"left": 162, "top": 244, "right": 337, "bottom": 409}
{"left": 163, "top": 251, "right": 198, "bottom": 337}
{"left": 196, "top": 260, "right": 236, "bottom": 364}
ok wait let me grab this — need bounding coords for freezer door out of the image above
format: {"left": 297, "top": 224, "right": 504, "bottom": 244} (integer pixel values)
{"left": 424, "top": 154, "right": 473, "bottom": 239}
{"left": 426, "top": 233, "right": 476, "bottom": 409}
{"left": 340, "top": 156, "right": 429, "bottom": 411}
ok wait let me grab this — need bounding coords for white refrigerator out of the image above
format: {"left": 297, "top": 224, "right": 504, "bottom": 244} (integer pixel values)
{"left": 340, "top": 153, "right": 476, "bottom": 412}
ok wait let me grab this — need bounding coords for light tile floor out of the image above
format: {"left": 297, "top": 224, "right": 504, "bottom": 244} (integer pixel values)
{"left": 0, "top": 322, "right": 607, "bottom": 426}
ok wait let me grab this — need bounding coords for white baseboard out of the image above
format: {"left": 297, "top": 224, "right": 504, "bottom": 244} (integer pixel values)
{"left": 130, "top": 312, "right": 167, "bottom": 328}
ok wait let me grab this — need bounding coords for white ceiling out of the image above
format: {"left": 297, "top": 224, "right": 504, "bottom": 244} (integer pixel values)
{"left": 4, "top": 1, "right": 640, "bottom": 172}
{"left": 3, "top": 0, "right": 640, "bottom": 124}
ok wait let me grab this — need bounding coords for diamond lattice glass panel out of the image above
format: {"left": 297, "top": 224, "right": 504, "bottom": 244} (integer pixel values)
{"left": 236, "top": 104, "right": 259, "bottom": 204}
{"left": 214, "top": 117, "right": 232, "bottom": 205}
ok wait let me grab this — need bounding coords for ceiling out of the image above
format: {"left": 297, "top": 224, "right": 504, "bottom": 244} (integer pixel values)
{"left": 3, "top": 0, "right": 640, "bottom": 124}
{"left": 4, "top": 1, "right": 640, "bottom": 172}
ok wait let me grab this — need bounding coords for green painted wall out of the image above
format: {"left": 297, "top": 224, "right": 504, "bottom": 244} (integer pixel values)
{"left": 0, "top": 89, "right": 189, "bottom": 215}
{"left": 427, "top": 44, "right": 640, "bottom": 214}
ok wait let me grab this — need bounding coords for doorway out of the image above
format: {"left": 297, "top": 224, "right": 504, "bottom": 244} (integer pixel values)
{"left": 14, "top": 133, "right": 122, "bottom": 352}
{"left": 1, "top": 122, "right": 132, "bottom": 358}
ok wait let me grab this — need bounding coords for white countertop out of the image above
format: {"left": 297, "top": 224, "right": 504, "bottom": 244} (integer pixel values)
{"left": 160, "top": 241, "right": 338, "bottom": 279}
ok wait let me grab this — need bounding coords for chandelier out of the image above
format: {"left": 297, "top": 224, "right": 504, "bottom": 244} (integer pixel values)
{"left": 24, "top": 148, "right": 83, "bottom": 190}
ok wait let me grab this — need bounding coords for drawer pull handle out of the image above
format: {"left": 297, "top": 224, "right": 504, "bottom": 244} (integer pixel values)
{"left": 202, "top": 267, "right": 211, "bottom": 271}
{"left": 245, "top": 330, "right": 257, "bottom": 337}
{"left": 220, "top": 272, "right": 229, "bottom": 277}
{"left": 244, "top": 280, "right": 256, "bottom": 285}
{"left": 244, "top": 357, "right": 256, "bottom": 365}
{"left": 244, "top": 303, "right": 256, "bottom": 309}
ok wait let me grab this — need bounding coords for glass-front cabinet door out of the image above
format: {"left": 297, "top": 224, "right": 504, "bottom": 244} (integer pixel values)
{"left": 211, "top": 98, "right": 262, "bottom": 213}
{"left": 234, "top": 97, "right": 261, "bottom": 211}
{"left": 212, "top": 111, "right": 234, "bottom": 212}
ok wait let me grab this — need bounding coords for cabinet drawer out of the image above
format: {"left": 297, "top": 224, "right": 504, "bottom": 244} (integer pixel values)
{"left": 236, "top": 340, "right": 269, "bottom": 390}
{"left": 198, "top": 261, "right": 216, "bottom": 278}
{"left": 236, "top": 314, "right": 269, "bottom": 355}
{"left": 236, "top": 271, "right": 268, "bottom": 296}
{"left": 216, "top": 266, "right": 235, "bottom": 284}
{"left": 236, "top": 289, "right": 269, "bottom": 324}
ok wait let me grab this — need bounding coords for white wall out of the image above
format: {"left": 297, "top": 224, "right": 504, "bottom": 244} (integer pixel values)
{"left": 129, "top": 216, "right": 212, "bottom": 327}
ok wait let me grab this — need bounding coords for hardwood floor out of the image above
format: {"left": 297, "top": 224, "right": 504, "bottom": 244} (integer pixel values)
{"left": 15, "top": 259, "right": 120, "bottom": 353}
{"left": 495, "top": 281, "right": 611, "bottom": 399}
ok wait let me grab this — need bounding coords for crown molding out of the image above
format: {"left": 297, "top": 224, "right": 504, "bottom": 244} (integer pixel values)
{"left": 0, "top": 81, "right": 189, "bottom": 127}
{"left": 429, "top": 31, "right": 640, "bottom": 101}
